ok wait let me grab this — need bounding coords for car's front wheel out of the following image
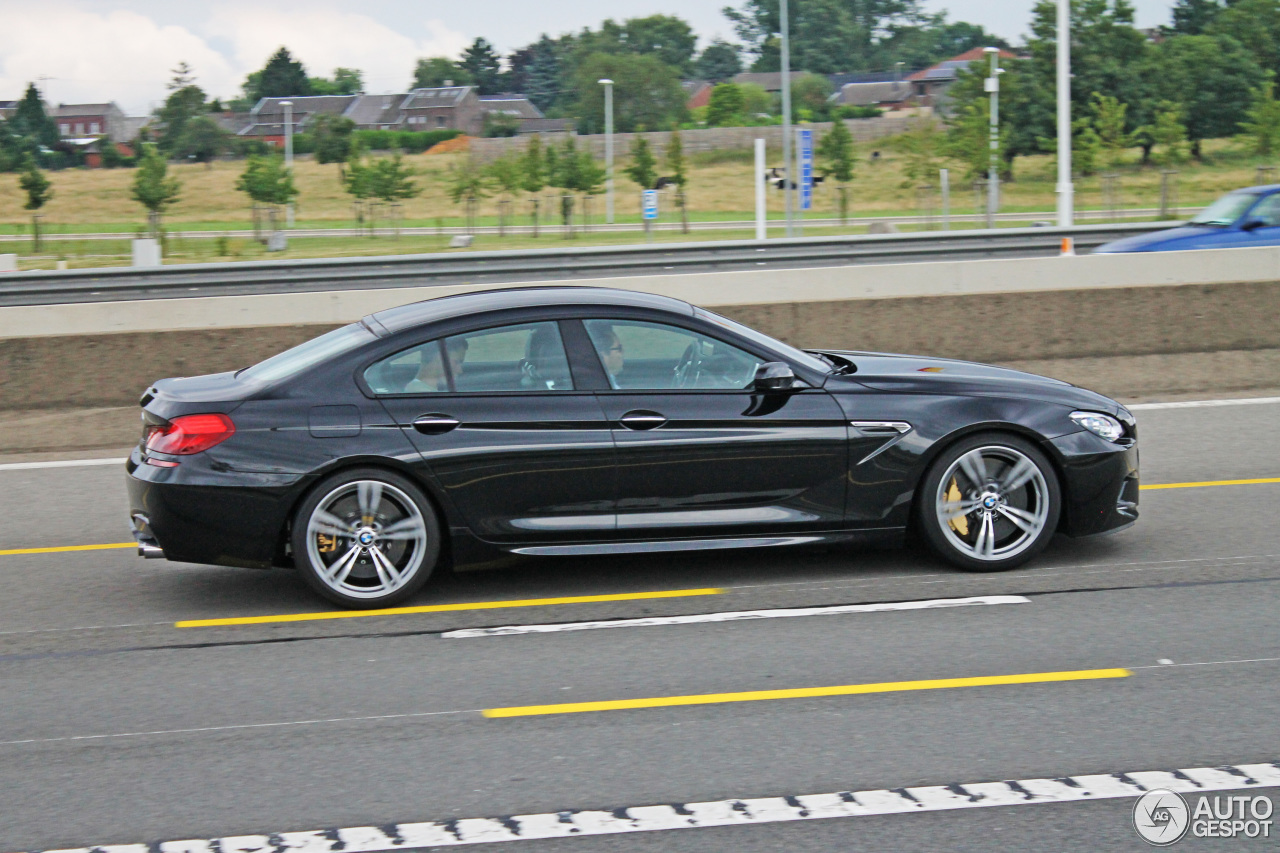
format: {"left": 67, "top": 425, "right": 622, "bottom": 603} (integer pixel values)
{"left": 291, "top": 468, "right": 441, "bottom": 608}
{"left": 919, "top": 433, "right": 1061, "bottom": 572}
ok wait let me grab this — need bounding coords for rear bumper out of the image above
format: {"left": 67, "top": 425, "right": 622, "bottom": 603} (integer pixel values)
{"left": 1049, "top": 431, "right": 1140, "bottom": 537}
{"left": 126, "top": 448, "right": 304, "bottom": 569}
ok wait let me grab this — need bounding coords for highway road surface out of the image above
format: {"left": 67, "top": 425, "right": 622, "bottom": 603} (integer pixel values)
{"left": 2, "top": 396, "right": 1279, "bottom": 851}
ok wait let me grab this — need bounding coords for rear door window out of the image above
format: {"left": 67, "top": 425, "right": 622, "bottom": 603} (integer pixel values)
{"left": 364, "top": 321, "right": 574, "bottom": 394}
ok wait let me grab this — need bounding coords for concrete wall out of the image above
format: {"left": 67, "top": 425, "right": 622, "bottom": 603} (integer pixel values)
{"left": 468, "top": 115, "right": 920, "bottom": 163}
{"left": 2, "top": 246, "right": 1279, "bottom": 411}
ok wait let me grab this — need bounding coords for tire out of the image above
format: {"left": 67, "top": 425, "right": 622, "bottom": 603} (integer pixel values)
{"left": 291, "top": 467, "right": 441, "bottom": 608}
{"left": 918, "top": 433, "right": 1061, "bottom": 572}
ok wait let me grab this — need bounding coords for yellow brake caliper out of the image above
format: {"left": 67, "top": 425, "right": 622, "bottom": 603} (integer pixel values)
{"left": 946, "top": 477, "right": 969, "bottom": 537}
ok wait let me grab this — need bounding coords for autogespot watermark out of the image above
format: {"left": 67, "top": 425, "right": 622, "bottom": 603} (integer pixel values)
{"left": 1133, "top": 789, "right": 1275, "bottom": 845}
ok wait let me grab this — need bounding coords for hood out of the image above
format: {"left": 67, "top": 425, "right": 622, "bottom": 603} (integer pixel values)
{"left": 819, "top": 350, "right": 1123, "bottom": 415}
{"left": 1092, "top": 225, "right": 1218, "bottom": 253}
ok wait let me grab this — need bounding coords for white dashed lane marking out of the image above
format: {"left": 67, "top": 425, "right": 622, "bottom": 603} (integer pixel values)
{"left": 442, "top": 595, "right": 1030, "bottom": 638}
{"left": 25, "top": 761, "right": 1280, "bottom": 852}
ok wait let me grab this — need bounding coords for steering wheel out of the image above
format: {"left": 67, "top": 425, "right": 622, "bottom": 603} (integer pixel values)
{"left": 672, "top": 342, "right": 701, "bottom": 388}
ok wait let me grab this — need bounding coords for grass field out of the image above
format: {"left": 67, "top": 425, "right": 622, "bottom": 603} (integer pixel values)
{"left": 3, "top": 136, "right": 1276, "bottom": 268}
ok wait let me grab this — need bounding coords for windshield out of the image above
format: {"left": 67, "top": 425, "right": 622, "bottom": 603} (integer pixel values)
{"left": 694, "top": 307, "right": 833, "bottom": 374}
{"left": 238, "top": 323, "right": 376, "bottom": 383}
{"left": 1190, "top": 191, "right": 1259, "bottom": 226}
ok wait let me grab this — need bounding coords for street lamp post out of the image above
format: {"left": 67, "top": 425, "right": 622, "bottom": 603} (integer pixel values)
{"left": 599, "top": 79, "right": 614, "bottom": 225}
{"left": 780, "top": 0, "right": 794, "bottom": 237}
{"left": 1056, "top": 0, "right": 1074, "bottom": 227}
{"left": 983, "top": 48, "right": 999, "bottom": 229}
{"left": 281, "top": 100, "right": 295, "bottom": 228}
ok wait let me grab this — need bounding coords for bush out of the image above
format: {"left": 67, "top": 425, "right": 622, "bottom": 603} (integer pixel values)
{"left": 838, "top": 105, "right": 884, "bottom": 120}
{"left": 351, "top": 128, "right": 462, "bottom": 153}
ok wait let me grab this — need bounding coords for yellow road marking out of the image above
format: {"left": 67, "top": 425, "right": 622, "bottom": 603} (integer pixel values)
{"left": 483, "top": 668, "right": 1132, "bottom": 717}
{"left": 176, "top": 588, "right": 724, "bottom": 628}
{"left": 1141, "top": 477, "right": 1280, "bottom": 491}
{"left": 0, "top": 542, "right": 134, "bottom": 557}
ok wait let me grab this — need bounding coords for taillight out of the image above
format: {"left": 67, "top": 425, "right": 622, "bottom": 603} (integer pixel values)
{"left": 145, "top": 413, "right": 236, "bottom": 455}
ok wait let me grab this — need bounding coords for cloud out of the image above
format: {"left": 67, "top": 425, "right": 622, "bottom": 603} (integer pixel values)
{"left": 0, "top": 3, "right": 236, "bottom": 115}
{"left": 0, "top": 2, "right": 470, "bottom": 115}
{"left": 203, "top": 4, "right": 470, "bottom": 94}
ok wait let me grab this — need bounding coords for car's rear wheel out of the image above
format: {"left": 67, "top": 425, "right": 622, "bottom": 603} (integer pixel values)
{"left": 291, "top": 468, "right": 441, "bottom": 608}
{"left": 919, "top": 433, "right": 1060, "bottom": 572}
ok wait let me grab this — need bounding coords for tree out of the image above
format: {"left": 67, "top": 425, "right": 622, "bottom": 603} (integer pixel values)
{"left": 666, "top": 129, "right": 689, "bottom": 233}
{"left": 723, "top": 0, "right": 945, "bottom": 73}
{"left": 313, "top": 115, "right": 356, "bottom": 176}
{"left": 1088, "top": 93, "right": 1135, "bottom": 168}
{"left": 1239, "top": 81, "right": 1280, "bottom": 156}
{"left": 18, "top": 154, "right": 52, "bottom": 249}
{"left": 897, "top": 118, "right": 944, "bottom": 186}
{"left": 445, "top": 159, "right": 490, "bottom": 232}
{"left": 789, "top": 73, "right": 833, "bottom": 120}
{"left": 1144, "top": 102, "right": 1189, "bottom": 166}
{"left": 571, "top": 53, "right": 688, "bottom": 134}
{"left": 252, "top": 47, "right": 312, "bottom": 100}
{"left": 519, "top": 136, "right": 547, "bottom": 234}
{"left": 235, "top": 154, "right": 297, "bottom": 236}
{"left": 172, "top": 115, "right": 225, "bottom": 165}
{"left": 1206, "top": 0, "right": 1280, "bottom": 79}
{"left": 131, "top": 143, "right": 182, "bottom": 236}
{"left": 621, "top": 15, "right": 698, "bottom": 75}
{"left": 624, "top": 136, "right": 657, "bottom": 189}
{"left": 11, "top": 82, "right": 58, "bottom": 151}
{"left": 946, "top": 96, "right": 1003, "bottom": 179}
{"left": 1172, "top": 0, "right": 1223, "bottom": 35}
{"left": 487, "top": 153, "right": 524, "bottom": 197}
{"left": 1151, "top": 33, "right": 1265, "bottom": 157}
{"left": 236, "top": 154, "right": 298, "bottom": 205}
{"left": 740, "top": 83, "right": 774, "bottom": 118}
{"left": 706, "top": 84, "right": 747, "bottom": 127}
{"left": 158, "top": 77, "right": 208, "bottom": 155}
{"left": 695, "top": 40, "right": 742, "bottom": 82}
{"left": 817, "top": 120, "right": 855, "bottom": 221}
{"left": 460, "top": 38, "right": 503, "bottom": 94}
{"left": 412, "top": 57, "right": 472, "bottom": 89}
{"left": 523, "top": 39, "right": 561, "bottom": 112}
{"left": 346, "top": 151, "right": 421, "bottom": 233}
{"left": 310, "top": 67, "right": 364, "bottom": 95}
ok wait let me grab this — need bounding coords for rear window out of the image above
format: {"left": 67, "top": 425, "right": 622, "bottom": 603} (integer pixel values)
{"left": 239, "top": 323, "right": 375, "bottom": 383}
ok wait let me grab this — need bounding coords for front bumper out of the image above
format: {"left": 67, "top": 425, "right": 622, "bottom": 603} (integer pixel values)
{"left": 1049, "top": 431, "right": 1140, "bottom": 537}
{"left": 126, "top": 448, "right": 304, "bottom": 569}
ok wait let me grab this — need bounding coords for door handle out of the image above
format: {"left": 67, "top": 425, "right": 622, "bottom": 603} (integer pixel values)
{"left": 413, "top": 414, "right": 460, "bottom": 435}
{"left": 619, "top": 410, "right": 668, "bottom": 431}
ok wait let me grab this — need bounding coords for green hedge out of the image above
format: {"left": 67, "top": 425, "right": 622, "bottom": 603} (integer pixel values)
{"left": 352, "top": 128, "right": 463, "bottom": 152}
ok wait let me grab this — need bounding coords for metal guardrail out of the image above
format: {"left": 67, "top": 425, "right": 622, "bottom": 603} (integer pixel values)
{"left": 0, "top": 208, "right": 1172, "bottom": 242}
{"left": 0, "top": 222, "right": 1174, "bottom": 307}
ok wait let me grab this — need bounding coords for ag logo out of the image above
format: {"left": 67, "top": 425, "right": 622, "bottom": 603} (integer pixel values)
{"left": 1134, "top": 789, "right": 1191, "bottom": 846}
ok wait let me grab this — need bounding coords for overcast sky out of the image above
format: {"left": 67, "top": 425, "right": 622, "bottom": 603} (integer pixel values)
{"left": 1, "top": 0, "right": 1178, "bottom": 115}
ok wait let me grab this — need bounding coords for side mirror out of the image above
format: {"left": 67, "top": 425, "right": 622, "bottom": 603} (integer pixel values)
{"left": 753, "top": 361, "right": 799, "bottom": 391}
{"left": 1242, "top": 218, "right": 1267, "bottom": 231}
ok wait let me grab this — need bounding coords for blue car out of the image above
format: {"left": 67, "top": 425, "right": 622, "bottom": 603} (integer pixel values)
{"left": 1094, "top": 184, "right": 1280, "bottom": 253}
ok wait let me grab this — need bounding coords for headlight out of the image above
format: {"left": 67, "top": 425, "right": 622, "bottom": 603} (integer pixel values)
{"left": 1070, "top": 411, "right": 1125, "bottom": 442}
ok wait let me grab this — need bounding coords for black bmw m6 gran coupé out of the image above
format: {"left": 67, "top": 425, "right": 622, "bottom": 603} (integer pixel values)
{"left": 127, "top": 287, "right": 1139, "bottom": 607}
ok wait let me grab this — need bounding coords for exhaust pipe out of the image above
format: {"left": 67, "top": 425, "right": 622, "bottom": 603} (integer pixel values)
{"left": 138, "top": 543, "right": 165, "bottom": 559}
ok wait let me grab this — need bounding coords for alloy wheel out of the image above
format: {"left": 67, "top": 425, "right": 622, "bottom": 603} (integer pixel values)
{"left": 304, "top": 479, "right": 429, "bottom": 600}
{"left": 934, "top": 445, "right": 1051, "bottom": 562}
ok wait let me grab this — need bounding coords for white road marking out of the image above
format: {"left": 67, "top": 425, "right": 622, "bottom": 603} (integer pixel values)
{"left": 1128, "top": 396, "right": 1280, "bottom": 410}
{"left": 442, "top": 595, "right": 1030, "bottom": 639}
{"left": 28, "top": 761, "right": 1280, "bottom": 852}
{"left": 0, "top": 457, "right": 126, "bottom": 471}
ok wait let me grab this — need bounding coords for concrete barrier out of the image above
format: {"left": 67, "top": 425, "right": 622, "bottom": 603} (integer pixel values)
{"left": 1, "top": 246, "right": 1278, "bottom": 413}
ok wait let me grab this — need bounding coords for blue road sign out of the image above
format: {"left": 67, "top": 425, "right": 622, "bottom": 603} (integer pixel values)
{"left": 798, "top": 128, "right": 814, "bottom": 211}
{"left": 642, "top": 190, "right": 659, "bottom": 220}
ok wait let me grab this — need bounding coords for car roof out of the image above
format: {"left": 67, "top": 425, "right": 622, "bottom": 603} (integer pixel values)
{"left": 1231, "top": 184, "right": 1280, "bottom": 195}
{"left": 365, "top": 286, "right": 695, "bottom": 335}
